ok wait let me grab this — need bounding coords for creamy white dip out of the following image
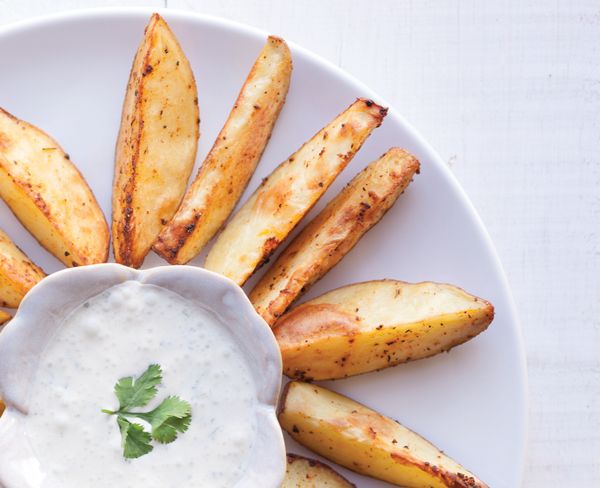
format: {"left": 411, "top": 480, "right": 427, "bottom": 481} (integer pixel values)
{"left": 6, "top": 281, "right": 258, "bottom": 488}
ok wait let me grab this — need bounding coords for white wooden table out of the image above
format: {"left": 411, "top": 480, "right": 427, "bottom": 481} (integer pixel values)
{"left": 2, "top": 1, "right": 598, "bottom": 486}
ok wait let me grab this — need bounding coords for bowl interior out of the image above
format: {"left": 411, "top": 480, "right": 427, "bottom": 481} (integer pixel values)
{"left": 0, "top": 264, "right": 285, "bottom": 488}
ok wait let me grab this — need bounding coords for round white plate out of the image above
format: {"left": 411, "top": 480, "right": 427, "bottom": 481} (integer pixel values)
{"left": 0, "top": 7, "right": 526, "bottom": 487}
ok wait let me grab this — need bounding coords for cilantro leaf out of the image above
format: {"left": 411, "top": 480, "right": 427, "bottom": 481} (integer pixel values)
{"left": 103, "top": 364, "right": 192, "bottom": 459}
{"left": 147, "top": 396, "right": 192, "bottom": 444}
{"left": 117, "top": 416, "right": 153, "bottom": 459}
{"left": 152, "top": 414, "right": 192, "bottom": 444}
{"left": 114, "top": 364, "right": 162, "bottom": 410}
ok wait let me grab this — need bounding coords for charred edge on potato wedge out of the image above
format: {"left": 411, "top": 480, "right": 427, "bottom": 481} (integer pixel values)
{"left": 279, "top": 381, "right": 488, "bottom": 488}
{"left": 250, "top": 148, "right": 420, "bottom": 325}
{"left": 153, "top": 36, "right": 292, "bottom": 264}
{"left": 274, "top": 280, "right": 494, "bottom": 380}
{"left": 112, "top": 13, "right": 199, "bottom": 268}
{"left": 0, "top": 109, "right": 109, "bottom": 267}
{"left": 0, "top": 229, "right": 45, "bottom": 308}
{"left": 283, "top": 453, "right": 356, "bottom": 488}
{"left": 204, "top": 98, "right": 387, "bottom": 285}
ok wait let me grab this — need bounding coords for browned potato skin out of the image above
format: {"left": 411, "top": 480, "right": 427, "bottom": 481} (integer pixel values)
{"left": 0, "top": 109, "right": 109, "bottom": 267}
{"left": 154, "top": 36, "right": 292, "bottom": 264}
{"left": 112, "top": 13, "right": 199, "bottom": 268}
{"left": 204, "top": 98, "right": 387, "bottom": 285}
{"left": 250, "top": 148, "right": 419, "bottom": 325}
{"left": 274, "top": 280, "right": 494, "bottom": 380}
{"left": 0, "top": 310, "right": 10, "bottom": 325}
{"left": 0, "top": 229, "right": 45, "bottom": 308}
{"left": 279, "top": 382, "right": 488, "bottom": 488}
{"left": 283, "top": 454, "right": 356, "bottom": 488}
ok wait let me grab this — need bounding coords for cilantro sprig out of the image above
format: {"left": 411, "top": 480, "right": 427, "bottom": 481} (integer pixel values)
{"left": 102, "top": 364, "right": 192, "bottom": 459}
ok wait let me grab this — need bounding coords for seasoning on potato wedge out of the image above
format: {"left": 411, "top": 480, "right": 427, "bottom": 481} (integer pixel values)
{"left": 274, "top": 280, "right": 494, "bottom": 380}
{"left": 154, "top": 36, "right": 292, "bottom": 264}
{"left": 205, "top": 98, "right": 387, "bottom": 285}
{"left": 283, "top": 453, "right": 356, "bottom": 488}
{"left": 0, "top": 109, "right": 109, "bottom": 267}
{"left": 251, "top": 148, "right": 419, "bottom": 325}
{"left": 0, "top": 229, "right": 45, "bottom": 308}
{"left": 0, "top": 310, "right": 10, "bottom": 325}
{"left": 112, "top": 13, "right": 199, "bottom": 268}
{"left": 279, "top": 381, "right": 488, "bottom": 488}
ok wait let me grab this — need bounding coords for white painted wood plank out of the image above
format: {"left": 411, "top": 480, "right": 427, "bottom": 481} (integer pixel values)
{"left": 1, "top": 1, "right": 599, "bottom": 486}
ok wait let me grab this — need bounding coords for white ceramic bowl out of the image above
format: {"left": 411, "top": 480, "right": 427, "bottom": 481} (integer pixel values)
{"left": 0, "top": 263, "right": 285, "bottom": 488}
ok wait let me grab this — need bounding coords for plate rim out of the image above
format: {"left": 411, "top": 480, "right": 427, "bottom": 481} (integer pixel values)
{"left": 0, "top": 6, "right": 528, "bottom": 485}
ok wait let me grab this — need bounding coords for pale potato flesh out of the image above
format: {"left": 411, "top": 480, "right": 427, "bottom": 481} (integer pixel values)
{"left": 204, "top": 98, "right": 387, "bottom": 285}
{"left": 279, "top": 382, "right": 488, "bottom": 488}
{"left": 112, "top": 13, "right": 199, "bottom": 268}
{"left": 0, "top": 109, "right": 109, "bottom": 267}
{"left": 251, "top": 148, "right": 420, "bottom": 325}
{"left": 0, "top": 229, "right": 45, "bottom": 308}
{"left": 283, "top": 454, "right": 356, "bottom": 488}
{"left": 274, "top": 280, "right": 494, "bottom": 380}
{"left": 154, "top": 36, "right": 292, "bottom": 264}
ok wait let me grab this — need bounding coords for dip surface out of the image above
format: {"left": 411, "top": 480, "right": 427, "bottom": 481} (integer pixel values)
{"left": 18, "top": 281, "right": 257, "bottom": 488}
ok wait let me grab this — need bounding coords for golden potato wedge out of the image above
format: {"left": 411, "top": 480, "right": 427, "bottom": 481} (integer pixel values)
{"left": 0, "top": 229, "right": 45, "bottom": 308}
{"left": 0, "top": 310, "right": 10, "bottom": 325}
{"left": 112, "top": 13, "right": 199, "bottom": 268}
{"left": 205, "top": 98, "right": 387, "bottom": 285}
{"left": 279, "top": 382, "right": 488, "bottom": 488}
{"left": 251, "top": 148, "right": 419, "bottom": 325}
{"left": 274, "top": 280, "right": 494, "bottom": 380}
{"left": 283, "top": 453, "right": 356, "bottom": 488}
{"left": 0, "top": 398, "right": 4, "bottom": 416}
{"left": 154, "top": 36, "right": 292, "bottom": 264}
{"left": 0, "top": 109, "right": 109, "bottom": 267}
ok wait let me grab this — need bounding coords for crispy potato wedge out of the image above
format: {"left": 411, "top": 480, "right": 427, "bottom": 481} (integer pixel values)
{"left": 279, "top": 382, "right": 488, "bottom": 488}
{"left": 0, "top": 109, "right": 109, "bottom": 267}
{"left": 274, "top": 280, "right": 494, "bottom": 380}
{"left": 0, "top": 229, "right": 45, "bottom": 308}
{"left": 0, "top": 398, "right": 4, "bottom": 416}
{"left": 112, "top": 13, "right": 199, "bottom": 268}
{"left": 154, "top": 36, "right": 292, "bottom": 264}
{"left": 251, "top": 148, "right": 419, "bottom": 325}
{"left": 0, "top": 310, "right": 10, "bottom": 325}
{"left": 283, "top": 453, "right": 356, "bottom": 488}
{"left": 205, "top": 98, "right": 386, "bottom": 285}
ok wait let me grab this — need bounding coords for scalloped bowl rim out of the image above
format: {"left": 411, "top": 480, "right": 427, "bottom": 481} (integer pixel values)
{"left": 0, "top": 263, "right": 286, "bottom": 488}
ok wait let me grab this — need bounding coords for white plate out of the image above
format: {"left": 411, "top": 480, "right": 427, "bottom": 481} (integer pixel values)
{"left": 0, "top": 7, "right": 526, "bottom": 487}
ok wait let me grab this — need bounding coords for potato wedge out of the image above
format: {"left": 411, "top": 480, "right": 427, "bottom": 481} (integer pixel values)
{"left": 279, "top": 382, "right": 488, "bottom": 488}
{"left": 0, "top": 109, "right": 109, "bottom": 267}
{"left": 0, "top": 229, "right": 45, "bottom": 308}
{"left": 274, "top": 280, "right": 494, "bottom": 380}
{"left": 205, "top": 98, "right": 386, "bottom": 285}
{"left": 0, "top": 310, "right": 10, "bottom": 325}
{"left": 283, "top": 453, "right": 356, "bottom": 488}
{"left": 154, "top": 36, "right": 292, "bottom": 264}
{"left": 251, "top": 148, "right": 419, "bottom": 325}
{"left": 112, "top": 13, "right": 199, "bottom": 268}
